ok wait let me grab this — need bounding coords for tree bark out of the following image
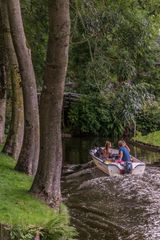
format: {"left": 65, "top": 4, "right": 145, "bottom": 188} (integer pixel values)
{"left": 1, "top": 0, "right": 24, "bottom": 160}
{"left": 0, "top": 1, "right": 6, "bottom": 144}
{"left": 7, "top": 0, "right": 39, "bottom": 174}
{"left": 30, "top": 0, "right": 70, "bottom": 208}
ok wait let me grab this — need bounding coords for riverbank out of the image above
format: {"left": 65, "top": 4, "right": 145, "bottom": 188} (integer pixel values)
{"left": 132, "top": 131, "right": 160, "bottom": 151}
{"left": 0, "top": 152, "right": 76, "bottom": 239}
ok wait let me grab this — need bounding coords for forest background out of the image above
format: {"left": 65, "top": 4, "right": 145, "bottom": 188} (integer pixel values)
{"left": 20, "top": 0, "right": 160, "bottom": 139}
{"left": 0, "top": 0, "right": 160, "bottom": 239}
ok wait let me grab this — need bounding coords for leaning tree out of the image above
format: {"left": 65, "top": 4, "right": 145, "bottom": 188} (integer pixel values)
{"left": 1, "top": 0, "right": 24, "bottom": 160}
{"left": 30, "top": 0, "right": 70, "bottom": 209}
{"left": 7, "top": 0, "right": 39, "bottom": 175}
{"left": 0, "top": 1, "right": 6, "bottom": 144}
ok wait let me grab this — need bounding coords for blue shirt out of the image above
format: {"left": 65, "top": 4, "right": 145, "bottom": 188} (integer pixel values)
{"left": 119, "top": 146, "right": 131, "bottom": 162}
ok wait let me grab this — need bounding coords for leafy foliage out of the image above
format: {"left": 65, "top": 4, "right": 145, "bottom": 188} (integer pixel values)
{"left": 11, "top": 213, "right": 77, "bottom": 240}
{"left": 68, "top": 0, "right": 160, "bottom": 95}
{"left": 42, "top": 211, "right": 77, "bottom": 240}
{"left": 133, "top": 130, "right": 160, "bottom": 147}
{"left": 136, "top": 106, "right": 160, "bottom": 134}
{"left": 109, "top": 83, "right": 154, "bottom": 126}
{"left": 68, "top": 95, "right": 112, "bottom": 137}
{"left": 20, "top": 0, "right": 160, "bottom": 138}
{"left": 21, "top": 0, "right": 48, "bottom": 87}
{"left": 68, "top": 83, "right": 154, "bottom": 139}
{"left": 11, "top": 225, "right": 39, "bottom": 240}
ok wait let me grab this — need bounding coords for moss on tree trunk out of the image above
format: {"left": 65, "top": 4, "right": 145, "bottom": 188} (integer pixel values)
{"left": 8, "top": 0, "right": 39, "bottom": 174}
{"left": 1, "top": 0, "right": 24, "bottom": 159}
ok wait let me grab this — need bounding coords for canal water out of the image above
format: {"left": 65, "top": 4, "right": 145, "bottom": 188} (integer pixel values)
{"left": 62, "top": 137, "right": 160, "bottom": 240}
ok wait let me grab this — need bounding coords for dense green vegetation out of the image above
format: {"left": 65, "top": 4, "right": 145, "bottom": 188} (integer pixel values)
{"left": 67, "top": 0, "right": 160, "bottom": 138}
{"left": 69, "top": 0, "right": 160, "bottom": 92}
{"left": 134, "top": 131, "right": 160, "bottom": 146}
{"left": 14, "top": 1, "right": 160, "bottom": 139}
{"left": 136, "top": 106, "right": 160, "bottom": 135}
{"left": 68, "top": 83, "right": 155, "bottom": 138}
{"left": 1, "top": 0, "right": 160, "bottom": 237}
{"left": 0, "top": 152, "right": 76, "bottom": 239}
{"left": 21, "top": 0, "right": 48, "bottom": 87}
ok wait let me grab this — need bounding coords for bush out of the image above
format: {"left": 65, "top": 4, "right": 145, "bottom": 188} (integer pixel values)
{"left": 136, "top": 108, "right": 160, "bottom": 135}
{"left": 11, "top": 211, "right": 77, "bottom": 240}
{"left": 68, "top": 95, "right": 123, "bottom": 138}
{"left": 68, "top": 82, "right": 154, "bottom": 139}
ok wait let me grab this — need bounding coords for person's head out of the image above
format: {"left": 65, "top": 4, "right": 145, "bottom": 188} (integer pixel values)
{"left": 105, "top": 141, "right": 111, "bottom": 149}
{"left": 118, "top": 140, "right": 125, "bottom": 147}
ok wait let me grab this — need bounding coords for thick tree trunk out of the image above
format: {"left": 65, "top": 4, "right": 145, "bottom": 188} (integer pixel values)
{"left": 0, "top": 2, "right": 6, "bottom": 144}
{"left": 30, "top": 0, "right": 70, "bottom": 208}
{"left": 7, "top": 0, "right": 39, "bottom": 174}
{"left": 1, "top": 0, "right": 24, "bottom": 160}
{"left": 0, "top": 96, "right": 6, "bottom": 144}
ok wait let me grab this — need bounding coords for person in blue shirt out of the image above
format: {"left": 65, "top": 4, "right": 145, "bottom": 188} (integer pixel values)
{"left": 118, "top": 140, "right": 130, "bottom": 161}
{"left": 118, "top": 140, "right": 132, "bottom": 173}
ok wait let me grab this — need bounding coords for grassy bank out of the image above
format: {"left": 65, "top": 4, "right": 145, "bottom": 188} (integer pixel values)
{"left": 0, "top": 152, "right": 76, "bottom": 239}
{"left": 133, "top": 131, "right": 160, "bottom": 147}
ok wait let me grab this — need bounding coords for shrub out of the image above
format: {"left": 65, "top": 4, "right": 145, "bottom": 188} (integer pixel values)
{"left": 136, "top": 108, "right": 160, "bottom": 135}
{"left": 68, "top": 95, "right": 112, "bottom": 136}
{"left": 11, "top": 212, "right": 77, "bottom": 240}
{"left": 68, "top": 95, "right": 124, "bottom": 138}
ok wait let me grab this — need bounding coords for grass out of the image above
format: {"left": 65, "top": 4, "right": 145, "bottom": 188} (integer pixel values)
{"left": 0, "top": 152, "right": 66, "bottom": 227}
{"left": 133, "top": 131, "right": 160, "bottom": 147}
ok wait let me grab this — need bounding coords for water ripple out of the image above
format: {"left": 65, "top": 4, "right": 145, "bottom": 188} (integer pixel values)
{"left": 62, "top": 166, "right": 160, "bottom": 240}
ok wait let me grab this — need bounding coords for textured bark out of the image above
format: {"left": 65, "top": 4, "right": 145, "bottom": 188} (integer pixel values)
{"left": 0, "top": 98, "right": 6, "bottom": 144}
{"left": 0, "top": 2, "right": 6, "bottom": 144}
{"left": 8, "top": 0, "right": 39, "bottom": 174}
{"left": 1, "top": 0, "right": 24, "bottom": 160}
{"left": 30, "top": 0, "right": 70, "bottom": 208}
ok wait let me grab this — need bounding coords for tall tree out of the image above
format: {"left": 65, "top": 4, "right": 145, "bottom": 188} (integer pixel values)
{"left": 1, "top": 0, "right": 24, "bottom": 160}
{"left": 30, "top": 0, "right": 70, "bottom": 208}
{"left": 7, "top": 0, "right": 39, "bottom": 174}
{"left": 0, "top": 1, "right": 6, "bottom": 144}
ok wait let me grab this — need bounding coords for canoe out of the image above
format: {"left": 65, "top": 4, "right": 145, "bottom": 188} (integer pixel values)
{"left": 89, "top": 148, "right": 145, "bottom": 176}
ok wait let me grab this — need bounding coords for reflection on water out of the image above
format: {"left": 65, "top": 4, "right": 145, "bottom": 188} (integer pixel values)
{"left": 131, "top": 145, "right": 160, "bottom": 165}
{"left": 63, "top": 137, "right": 160, "bottom": 165}
{"left": 62, "top": 137, "right": 160, "bottom": 240}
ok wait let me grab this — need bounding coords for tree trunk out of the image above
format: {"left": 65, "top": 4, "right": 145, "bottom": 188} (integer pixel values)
{"left": 0, "top": 94, "right": 6, "bottom": 144}
{"left": 0, "top": 1, "right": 6, "bottom": 144}
{"left": 30, "top": 0, "right": 70, "bottom": 208}
{"left": 7, "top": 0, "right": 39, "bottom": 175}
{"left": 1, "top": 0, "right": 24, "bottom": 160}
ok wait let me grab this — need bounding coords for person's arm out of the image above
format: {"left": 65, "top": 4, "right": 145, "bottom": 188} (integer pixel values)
{"left": 119, "top": 150, "right": 123, "bottom": 160}
{"left": 124, "top": 143, "right": 130, "bottom": 152}
{"left": 102, "top": 149, "right": 106, "bottom": 157}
